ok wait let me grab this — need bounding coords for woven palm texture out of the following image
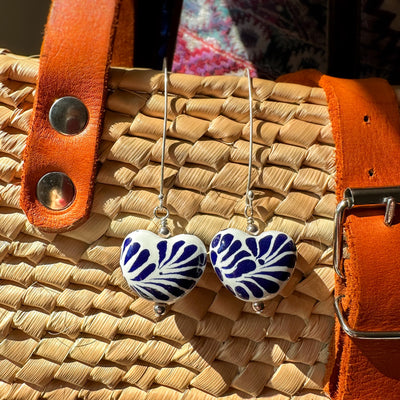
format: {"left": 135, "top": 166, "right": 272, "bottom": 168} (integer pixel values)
{"left": 0, "top": 50, "right": 339, "bottom": 400}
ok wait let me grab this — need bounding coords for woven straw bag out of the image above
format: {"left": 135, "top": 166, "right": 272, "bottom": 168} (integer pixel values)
{"left": 0, "top": 49, "right": 336, "bottom": 400}
{"left": 0, "top": 4, "right": 399, "bottom": 399}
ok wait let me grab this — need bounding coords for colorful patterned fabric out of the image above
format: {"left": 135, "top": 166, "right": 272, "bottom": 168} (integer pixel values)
{"left": 172, "top": 0, "right": 400, "bottom": 83}
{"left": 172, "top": 0, "right": 327, "bottom": 79}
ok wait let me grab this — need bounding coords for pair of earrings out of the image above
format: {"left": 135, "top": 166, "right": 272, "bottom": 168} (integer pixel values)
{"left": 120, "top": 63, "right": 297, "bottom": 315}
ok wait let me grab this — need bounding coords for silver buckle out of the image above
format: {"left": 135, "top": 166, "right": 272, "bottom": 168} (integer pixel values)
{"left": 333, "top": 186, "right": 400, "bottom": 339}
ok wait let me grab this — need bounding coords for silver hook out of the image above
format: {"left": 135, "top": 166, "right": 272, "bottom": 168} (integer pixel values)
{"left": 154, "top": 58, "right": 171, "bottom": 238}
{"left": 244, "top": 69, "right": 258, "bottom": 235}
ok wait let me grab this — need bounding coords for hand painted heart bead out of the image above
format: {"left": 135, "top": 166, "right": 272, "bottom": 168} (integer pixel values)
{"left": 210, "top": 228, "right": 296, "bottom": 302}
{"left": 120, "top": 230, "right": 207, "bottom": 304}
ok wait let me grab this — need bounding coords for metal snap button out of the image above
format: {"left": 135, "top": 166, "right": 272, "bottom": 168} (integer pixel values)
{"left": 49, "top": 96, "right": 88, "bottom": 135}
{"left": 36, "top": 172, "right": 76, "bottom": 211}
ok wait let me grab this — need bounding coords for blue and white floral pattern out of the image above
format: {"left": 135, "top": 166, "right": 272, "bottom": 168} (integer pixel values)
{"left": 210, "top": 228, "right": 296, "bottom": 302}
{"left": 120, "top": 230, "right": 207, "bottom": 304}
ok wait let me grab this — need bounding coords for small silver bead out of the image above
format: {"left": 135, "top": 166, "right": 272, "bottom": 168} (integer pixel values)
{"left": 247, "top": 223, "right": 258, "bottom": 235}
{"left": 252, "top": 301, "right": 264, "bottom": 313}
{"left": 248, "top": 190, "right": 254, "bottom": 199}
{"left": 159, "top": 226, "right": 171, "bottom": 237}
{"left": 154, "top": 303, "right": 167, "bottom": 316}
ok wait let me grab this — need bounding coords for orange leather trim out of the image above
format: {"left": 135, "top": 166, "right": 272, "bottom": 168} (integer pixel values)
{"left": 281, "top": 73, "right": 400, "bottom": 398}
{"left": 20, "top": 0, "right": 133, "bottom": 231}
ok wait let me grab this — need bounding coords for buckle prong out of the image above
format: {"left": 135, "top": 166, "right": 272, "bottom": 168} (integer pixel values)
{"left": 384, "top": 196, "right": 396, "bottom": 226}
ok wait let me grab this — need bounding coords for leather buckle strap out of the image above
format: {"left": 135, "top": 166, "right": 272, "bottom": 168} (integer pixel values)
{"left": 333, "top": 186, "right": 400, "bottom": 340}
{"left": 278, "top": 71, "right": 400, "bottom": 400}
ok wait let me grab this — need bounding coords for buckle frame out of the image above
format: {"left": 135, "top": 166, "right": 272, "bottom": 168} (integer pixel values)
{"left": 333, "top": 186, "right": 400, "bottom": 339}
{"left": 334, "top": 296, "right": 400, "bottom": 340}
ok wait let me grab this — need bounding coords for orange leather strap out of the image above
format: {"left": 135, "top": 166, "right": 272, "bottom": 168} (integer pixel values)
{"left": 322, "top": 76, "right": 400, "bottom": 400}
{"left": 20, "top": 0, "right": 133, "bottom": 231}
{"left": 280, "top": 72, "right": 400, "bottom": 399}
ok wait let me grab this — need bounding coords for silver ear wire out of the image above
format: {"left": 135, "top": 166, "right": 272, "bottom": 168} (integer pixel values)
{"left": 154, "top": 58, "right": 171, "bottom": 238}
{"left": 244, "top": 69, "right": 258, "bottom": 235}
{"left": 120, "top": 59, "right": 207, "bottom": 317}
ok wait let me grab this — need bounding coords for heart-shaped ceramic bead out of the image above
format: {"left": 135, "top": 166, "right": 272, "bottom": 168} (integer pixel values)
{"left": 210, "top": 228, "right": 296, "bottom": 302}
{"left": 120, "top": 230, "right": 207, "bottom": 304}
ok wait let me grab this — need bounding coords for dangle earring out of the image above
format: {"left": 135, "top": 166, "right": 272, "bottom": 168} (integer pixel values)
{"left": 120, "top": 60, "right": 207, "bottom": 316}
{"left": 209, "top": 70, "right": 297, "bottom": 313}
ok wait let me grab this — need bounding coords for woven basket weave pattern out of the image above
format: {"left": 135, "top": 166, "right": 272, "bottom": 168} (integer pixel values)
{"left": 0, "top": 51, "right": 336, "bottom": 399}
